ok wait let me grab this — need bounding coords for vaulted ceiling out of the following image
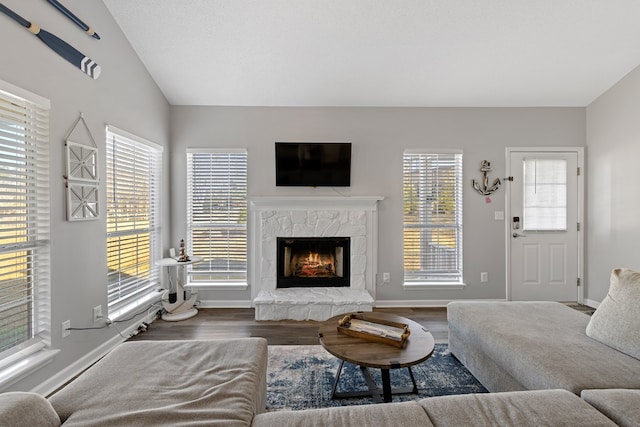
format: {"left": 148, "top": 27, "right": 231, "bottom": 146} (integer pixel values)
{"left": 103, "top": 0, "right": 640, "bottom": 107}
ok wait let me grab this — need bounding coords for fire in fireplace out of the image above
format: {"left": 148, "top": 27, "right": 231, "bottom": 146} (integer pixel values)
{"left": 277, "top": 237, "right": 350, "bottom": 288}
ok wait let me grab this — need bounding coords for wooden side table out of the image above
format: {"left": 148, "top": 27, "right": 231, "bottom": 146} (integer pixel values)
{"left": 318, "top": 312, "right": 435, "bottom": 403}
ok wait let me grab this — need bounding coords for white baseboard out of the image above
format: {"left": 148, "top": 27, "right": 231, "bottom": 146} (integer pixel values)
{"left": 197, "top": 299, "right": 253, "bottom": 309}
{"left": 197, "top": 298, "right": 510, "bottom": 309}
{"left": 196, "top": 298, "right": 588, "bottom": 309}
{"left": 34, "top": 311, "right": 157, "bottom": 397}
{"left": 198, "top": 299, "right": 506, "bottom": 309}
{"left": 374, "top": 299, "right": 507, "bottom": 308}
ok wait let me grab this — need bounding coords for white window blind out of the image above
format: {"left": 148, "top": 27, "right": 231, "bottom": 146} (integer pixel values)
{"left": 403, "top": 151, "right": 463, "bottom": 283}
{"left": 0, "top": 82, "right": 51, "bottom": 357}
{"left": 523, "top": 158, "right": 567, "bottom": 231}
{"left": 187, "top": 149, "right": 247, "bottom": 283}
{"left": 106, "top": 126, "right": 162, "bottom": 315}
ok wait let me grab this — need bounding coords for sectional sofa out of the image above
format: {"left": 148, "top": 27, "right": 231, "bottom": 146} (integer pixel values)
{"left": 0, "top": 338, "right": 269, "bottom": 426}
{"left": 255, "top": 269, "right": 640, "bottom": 426}
{"left": 1, "top": 269, "right": 639, "bottom": 426}
{"left": 0, "top": 341, "right": 621, "bottom": 427}
{"left": 448, "top": 270, "right": 640, "bottom": 395}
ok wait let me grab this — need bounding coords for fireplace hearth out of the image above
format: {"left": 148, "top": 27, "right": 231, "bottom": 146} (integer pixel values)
{"left": 277, "top": 237, "right": 350, "bottom": 288}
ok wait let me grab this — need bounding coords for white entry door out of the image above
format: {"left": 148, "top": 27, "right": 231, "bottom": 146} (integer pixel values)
{"left": 506, "top": 148, "right": 583, "bottom": 302}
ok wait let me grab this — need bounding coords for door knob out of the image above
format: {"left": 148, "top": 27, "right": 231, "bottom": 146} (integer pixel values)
{"left": 512, "top": 233, "right": 527, "bottom": 238}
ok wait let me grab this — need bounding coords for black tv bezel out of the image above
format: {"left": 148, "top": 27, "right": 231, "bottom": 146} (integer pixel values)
{"left": 275, "top": 142, "right": 352, "bottom": 187}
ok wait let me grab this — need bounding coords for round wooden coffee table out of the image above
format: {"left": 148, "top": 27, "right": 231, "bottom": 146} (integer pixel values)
{"left": 318, "top": 311, "right": 435, "bottom": 403}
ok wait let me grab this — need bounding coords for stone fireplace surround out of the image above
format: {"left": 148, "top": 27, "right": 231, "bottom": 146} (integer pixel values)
{"left": 249, "top": 196, "right": 383, "bottom": 320}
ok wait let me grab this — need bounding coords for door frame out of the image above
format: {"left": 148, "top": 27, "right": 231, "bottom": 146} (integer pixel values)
{"left": 505, "top": 147, "right": 585, "bottom": 303}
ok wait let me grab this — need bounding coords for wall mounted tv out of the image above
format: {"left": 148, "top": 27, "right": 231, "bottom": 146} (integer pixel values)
{"left": 275, "top": 142, "right": 352, "bottom": 187}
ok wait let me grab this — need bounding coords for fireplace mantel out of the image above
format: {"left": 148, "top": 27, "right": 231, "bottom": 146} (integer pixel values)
{"left": 249, "top": 196, "right": 383, "bottom": 320}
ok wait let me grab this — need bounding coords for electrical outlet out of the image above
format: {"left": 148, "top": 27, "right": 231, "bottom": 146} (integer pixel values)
{"left": 61, "top": 320, "right": 71, "bottom": 338}
{"left": 480, "top": 272, "right": 488, "bottom": 283}
{"left": 93, "top": 305, "right": 102, "bottom": 323}
{"left": 382, "top": 272, "right": 390, "bottom": 283}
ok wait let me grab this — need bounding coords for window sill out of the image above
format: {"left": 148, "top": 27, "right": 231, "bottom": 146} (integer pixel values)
{"left": 403, "top": 282, "right": 467, "bottom": 290}
{"left": 188, "top": 282, "right": 248, "bottom": 291}
{"left": 0, "top": 343, "right": 59, "bottom": 392}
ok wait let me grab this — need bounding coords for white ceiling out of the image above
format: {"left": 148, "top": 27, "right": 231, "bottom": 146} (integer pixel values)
{"left": 103, "top": 0, "right": 640, "bottom": 107}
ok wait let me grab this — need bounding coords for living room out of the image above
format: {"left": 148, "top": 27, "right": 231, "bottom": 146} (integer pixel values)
{"left": 1, "top": 0, "right": 639, "bottom": 408}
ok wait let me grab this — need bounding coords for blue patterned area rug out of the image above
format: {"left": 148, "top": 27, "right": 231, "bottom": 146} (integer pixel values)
{"left": 266, "top": 344, "right": 487, "bottom": 411}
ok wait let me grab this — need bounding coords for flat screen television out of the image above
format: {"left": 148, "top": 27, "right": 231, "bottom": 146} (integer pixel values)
{"left": 275, "top": 142, "right": 351, "bottom": 187}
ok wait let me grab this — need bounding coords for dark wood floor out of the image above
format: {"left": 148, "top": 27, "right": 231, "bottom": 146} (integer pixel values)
{"left": 129, "top": 307, "right": 449, "bottom": 345}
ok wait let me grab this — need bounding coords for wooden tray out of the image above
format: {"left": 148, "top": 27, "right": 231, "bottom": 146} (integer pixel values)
{"left": 337, "top": 313, "right": 410, "bottom": 348}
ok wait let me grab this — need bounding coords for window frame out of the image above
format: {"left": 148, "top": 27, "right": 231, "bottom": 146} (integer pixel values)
{"left": 0, "top": 79, "right": 57, "bottom": 391}
{"left": 402, "top": 149, "right": 464, "bottom": 288}
{"left": 106, "top": 125, "right": 163, "bottom": 319}
{"left": 186, "top": 148, "right": 248, "bottom": 288}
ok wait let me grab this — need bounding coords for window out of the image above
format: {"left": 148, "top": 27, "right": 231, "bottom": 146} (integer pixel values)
{"left": 403, "top": 150, "right": 463, "bottom": 284}
{"left": 106, "top": 126, "right": 162, "bottom": 317}
{"left": 186, "top": 149, "right": 247, "bottom": 284}
{"left": 523, "top": 158, "right": 567, "bottom": 231}
{"left": 0, "top": 80, "right": 54, "bottom": 386}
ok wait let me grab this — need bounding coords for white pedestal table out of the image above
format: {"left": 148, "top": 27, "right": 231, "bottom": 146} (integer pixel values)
{"left": 156, "top": 256, "right": 202, "bottom": 321}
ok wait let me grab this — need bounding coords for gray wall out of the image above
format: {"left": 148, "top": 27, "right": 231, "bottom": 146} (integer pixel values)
{"left": 171, "top": 106, "right": 585, "bottom": 305}
{"left": 586, "top": 64, "right": 640, "bottom": 302}
{"left": 0, "top": 1, "right": 170, "bottom": 392}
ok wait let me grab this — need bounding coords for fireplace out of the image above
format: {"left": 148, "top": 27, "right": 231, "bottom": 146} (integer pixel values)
{"left": 277, "top": 237, "right": 350, "bottom": 288}
{"left": 249, "top": 196, "right": 382, "bottom": 320}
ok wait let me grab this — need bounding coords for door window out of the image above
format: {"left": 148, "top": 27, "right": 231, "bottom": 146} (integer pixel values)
{"left": 523, "top": 158, "right": 567, "bottom": 231}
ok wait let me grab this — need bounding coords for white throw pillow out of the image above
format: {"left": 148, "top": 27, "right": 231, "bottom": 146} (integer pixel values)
{"left": 586, "top": 268, "right": 640, "bottom": 360}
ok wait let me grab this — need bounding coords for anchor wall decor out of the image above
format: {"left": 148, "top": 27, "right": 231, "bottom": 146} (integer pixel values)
{"left": 472, "top": 160, "right": 501, "bottom": 196}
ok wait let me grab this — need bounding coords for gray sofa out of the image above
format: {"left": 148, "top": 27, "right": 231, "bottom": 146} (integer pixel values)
{"left": 448, "top": 268, "right": 640, "bottom": 394}
{"left": 0, "top": 336, "right": 628, "bottom": 427}
{"left": 445, "top": 268, "right": 640, "bottom": 426}
{"left": 2, "top": 269, "right": 639, "bottom": 426}
{"left": 0, "top": 338, "right": 269, "bottom": 426}
{"left": 448, "top": 301, "right": 640, "bottom": 394}
{"left": 0, "top": 387, "right": 622, "bottom": 427}
{"left": 254, "top": 268, "right": 640, "bottom": 426}
{"left": 252, "top": 389, "right": 619, "bottom": 426}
